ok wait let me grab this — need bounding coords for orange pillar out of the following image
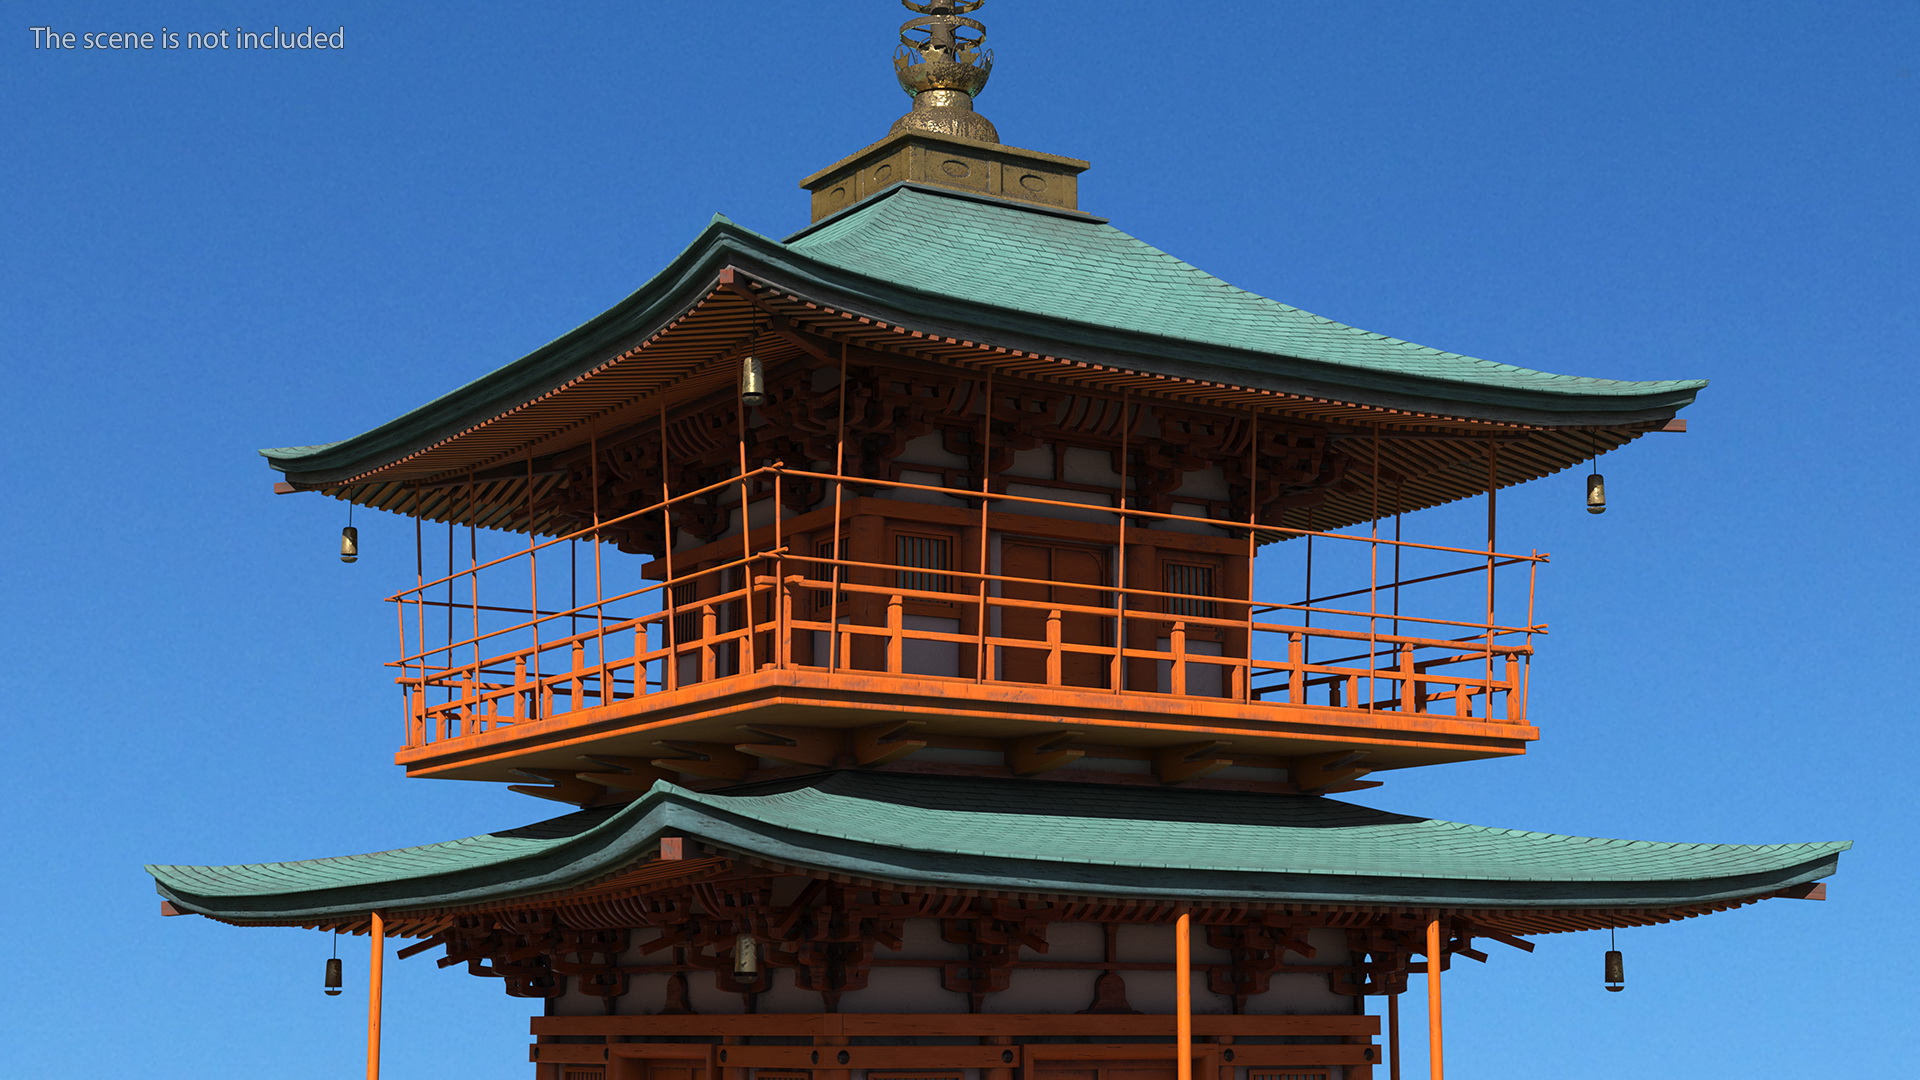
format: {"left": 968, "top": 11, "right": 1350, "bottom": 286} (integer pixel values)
{"left": 1424, "top": 917, "right": 1443, "bottom": 1080}
{"left": 1176, "top": 911, "right": 1193, "bottom": 1080}
{"left": 367, "top": 910, "right": 385, "bottom": 1080}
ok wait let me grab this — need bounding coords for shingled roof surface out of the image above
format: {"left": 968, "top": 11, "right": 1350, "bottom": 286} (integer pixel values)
{"left": 786, "top": 188, "right": 1704, "bottom": 402}
{"left": 148, "top": 772, "right": 1845, "bottom": 922}
{"left": 260, "top": 185, "right": 1703, "bottom": 483}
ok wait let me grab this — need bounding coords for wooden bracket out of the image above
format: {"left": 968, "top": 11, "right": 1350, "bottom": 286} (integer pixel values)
{"left": 852, "top": 720, "right": 928, "bottom": 767}
{"left": 159, "top": 900, "right": 186, "bottom": 917}
{"left": 576, "top": 756, "right": 676, "bottom": 792}
{"left": 1457, "top": 921, "right": 1536, "bottom": 953}
{"left": 652, "top": 741, "right": 758, "bottom": 781}
{"left": 659, "top": 836, "right": 687, "bottom": 861}
{"left": 1152, "top": 741, "right": 1234, "bottom": 784}
{"left": 1286, "top": 750, "right": 1373, "bottom": 794}
{"left": 507, "top": 769, "right": 612, "bottom": 805}
{"left": 1006, "top": 731, "right": 1085, "bottom": 776}
{"left": 1777, "top": 882, "right": 1828, "bottom": 901}
{"left": 737, "top": 725, "right": 845, "bottom": 768}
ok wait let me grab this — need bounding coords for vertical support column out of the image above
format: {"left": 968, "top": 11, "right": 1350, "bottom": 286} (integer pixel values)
{"left": 973, "top": 370, "right": 995, "bottom": 683}
{"left": 1114, "top": 391, "right": 1130, "bottom": 692}
{"left": 661, "top": 400, "right": 679, "bottom": 693}
{"left": 1175, "top": 910, "right": 1193, "bottom": 1080}
{"left": 1388, "top": 989, "right": 1401, "bottom": 1080}
{"left": 366, "top": 910, "right": 385, "bottom": 1080}
{"left": 737, "top": 358, "right": 758, "bottom": 677}
{"left": 1425, "top": 916, "right": 1444, "bottom": 1080}
{"left": 1484, "top": 441, "right": 1498, "bottom": 713}
{"left": 828, "top": 342, "right": 850, "bottom": 673}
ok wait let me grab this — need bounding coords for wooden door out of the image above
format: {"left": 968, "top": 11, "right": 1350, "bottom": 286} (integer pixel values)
{"left": 998, "top": 538, "right": 1112, "bottom": 689}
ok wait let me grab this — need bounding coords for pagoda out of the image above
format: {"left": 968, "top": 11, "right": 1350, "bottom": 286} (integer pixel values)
{"left": 148, "top": 5, "right": 1846, "bottom": 1079}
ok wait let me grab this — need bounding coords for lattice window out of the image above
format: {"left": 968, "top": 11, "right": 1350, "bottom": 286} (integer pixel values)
{"left": 895, "top": 534, "right": 953, "bottom": 596}
{"left": 670, "top": 579, "right": 701, "bottom": 644}
{"left": 1164, "top": 562, "right": 1217, "bottom": 619}
{"left": 561, "top": 1068, "right": 606, "bottom": 1080}
{"left": 812, "top": 538, "right": 848, "bottom": 611}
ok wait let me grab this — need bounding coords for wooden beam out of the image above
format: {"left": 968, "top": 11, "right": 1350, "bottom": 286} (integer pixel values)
{"left": 1777, "top": 882, "right": 1828, "bottom": 901}
{"left": 576, "top": 755, "right": 677, "bottom": 792}
{"left": 506, "top": 769, "right": 607, "bottom": 804}
{"left": 1286, "top": 750, "right": 1373, "bottom": 794}
{"left": 851, "top": 720, "right": 929, "bottom": 767}
{"left": 653, "top": 741, "right": 757, "bottom": 781}
{"left": 1153, "top": 741, "right": 1234, "bottom": 784}
{"left": 737, "top": 725, "right": 845, "bottom": 768}
{"left": 1006, "top": 731, "right": 1085, "bottom": 776}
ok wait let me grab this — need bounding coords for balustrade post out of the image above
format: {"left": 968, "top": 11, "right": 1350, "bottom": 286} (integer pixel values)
{"left": 512, "top": 657, "right": 527, "bottom": 720}
{"left": 776, "top": 563, "right": 791, "bottom": 670}
{"left": 702, "top": 603, "right": 718, "bottom": 682}
{"left": 406, "top": 683, "right": 422, "bottom": 747}
{"left": 1045, "top": 609, "right": 1063, "bottom": 686}
{"left": 886, "top": 594, "right": 904, "bottom": 674}
{"left": 570, "top": 642, "right": 585, "bottom": 712}
{"left": 1170, "top": 621, "right": 1188, "bottom": 696}
{"left": 1286, "top": 631, "right": 1307, "bottom": 704}
{"left": 1399, "top": 645, "right": 1416, "bottom": 714}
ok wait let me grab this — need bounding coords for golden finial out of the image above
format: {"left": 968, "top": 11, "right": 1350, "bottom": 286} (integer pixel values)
{"left": 891, "top": 0, "right": 999, "bottom": 143}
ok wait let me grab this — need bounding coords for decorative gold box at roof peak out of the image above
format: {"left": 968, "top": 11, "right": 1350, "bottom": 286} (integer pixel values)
{"left": 799, "top": 128, "right": 1091, "bottom": 222}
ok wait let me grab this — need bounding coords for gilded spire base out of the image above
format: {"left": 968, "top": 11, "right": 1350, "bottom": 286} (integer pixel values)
{"left": 890, "top": 89, "right": 1000, "bottom": 144}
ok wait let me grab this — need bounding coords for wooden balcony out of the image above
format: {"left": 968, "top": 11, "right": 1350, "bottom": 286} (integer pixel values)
{"left": 391, "top": 468, "right": 1543, "bottom": 786}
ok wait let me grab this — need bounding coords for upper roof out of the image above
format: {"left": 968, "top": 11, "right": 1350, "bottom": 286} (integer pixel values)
{"left": 149, "top": 772, "right": 1842, "bottom": 928}
{"left": 787, "top": 188, "right": 1702, "bottom": 404}
{"left": 261, "top": 185, "right": 1702, "bottom": 488}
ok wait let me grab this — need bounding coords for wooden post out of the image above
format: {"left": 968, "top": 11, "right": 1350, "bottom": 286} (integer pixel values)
{"left": 1425, "top": 916, "right": 1444, "bottom": 1080}
{"left": 1175, "top": 911, "right": 1193, "bottom": 1080}
{"left": 1388, "top": 989, "right": 1401, "bottom": 1080}
{"left": 366, "top": 910, "right": 385, "bottom": 1080}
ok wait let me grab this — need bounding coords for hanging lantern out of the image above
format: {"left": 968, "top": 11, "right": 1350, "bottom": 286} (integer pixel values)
{"left": 339, "top": 525, "right": 360, "bottom": 562}
{"left": 324, "top": 956, "right": 343, "bottom": 996}
{"left": 739, "top": 355, "right": 767, "bottom": 408}
{"left": 1585, "top": 472, "right": 1607, "bottom": 515}
{"left": 733, "top": 933, "right": 759, "bottom": 976}
{"left": 1603, "top": 948, "right": 1625, "bottom": 992}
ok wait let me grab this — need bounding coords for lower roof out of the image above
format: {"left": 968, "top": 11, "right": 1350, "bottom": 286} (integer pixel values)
{"left": 147, "top": 773, "right": 1845, "bottom": 929}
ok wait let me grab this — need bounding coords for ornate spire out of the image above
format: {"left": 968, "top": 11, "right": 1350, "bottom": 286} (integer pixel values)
{"left": 891, "top": 0, "right": 999, "bottom": 143}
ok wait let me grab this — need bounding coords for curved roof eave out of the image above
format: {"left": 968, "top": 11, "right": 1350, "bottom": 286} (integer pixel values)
{"left": 147, "top": 779, "right": 1846, "bottom": 924}
{"left": 263, "top": 196, "right": 1706, "bottom": 487}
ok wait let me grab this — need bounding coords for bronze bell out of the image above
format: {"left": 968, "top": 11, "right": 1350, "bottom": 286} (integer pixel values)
{"left": 740, "top": 355, "right": 767, "bottom": 408}
{"left": 1604, "top": 948, "right": 1625, "bottom": 992}
{"left": 1585, "top": 473, "right": 1607, "bottom": 515}
{"left": 339, "top": 525, "right": 360, "bottom": 563}
{"left": 324, "top": 956, "right": 343, "bottom": 996}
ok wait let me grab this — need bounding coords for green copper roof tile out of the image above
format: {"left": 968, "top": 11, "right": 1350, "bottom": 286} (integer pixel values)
{"left": 262, "top": 187, "right": 1703, "bottom": 484}
{"left": 787, "top": 188, "right": 1700, "bottom": 402}
{"left": 148, "top": 773, "right": 1845, "bottom": 923}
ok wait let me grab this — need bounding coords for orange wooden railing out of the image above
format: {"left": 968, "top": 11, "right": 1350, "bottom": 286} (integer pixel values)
{"left": 391, "top": 467, "right": 1543, "bottom": 749}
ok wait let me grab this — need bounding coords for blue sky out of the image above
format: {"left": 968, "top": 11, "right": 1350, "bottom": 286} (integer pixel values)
{"left": 3, "top": 2, "right": 1914, "bottom": 1076}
